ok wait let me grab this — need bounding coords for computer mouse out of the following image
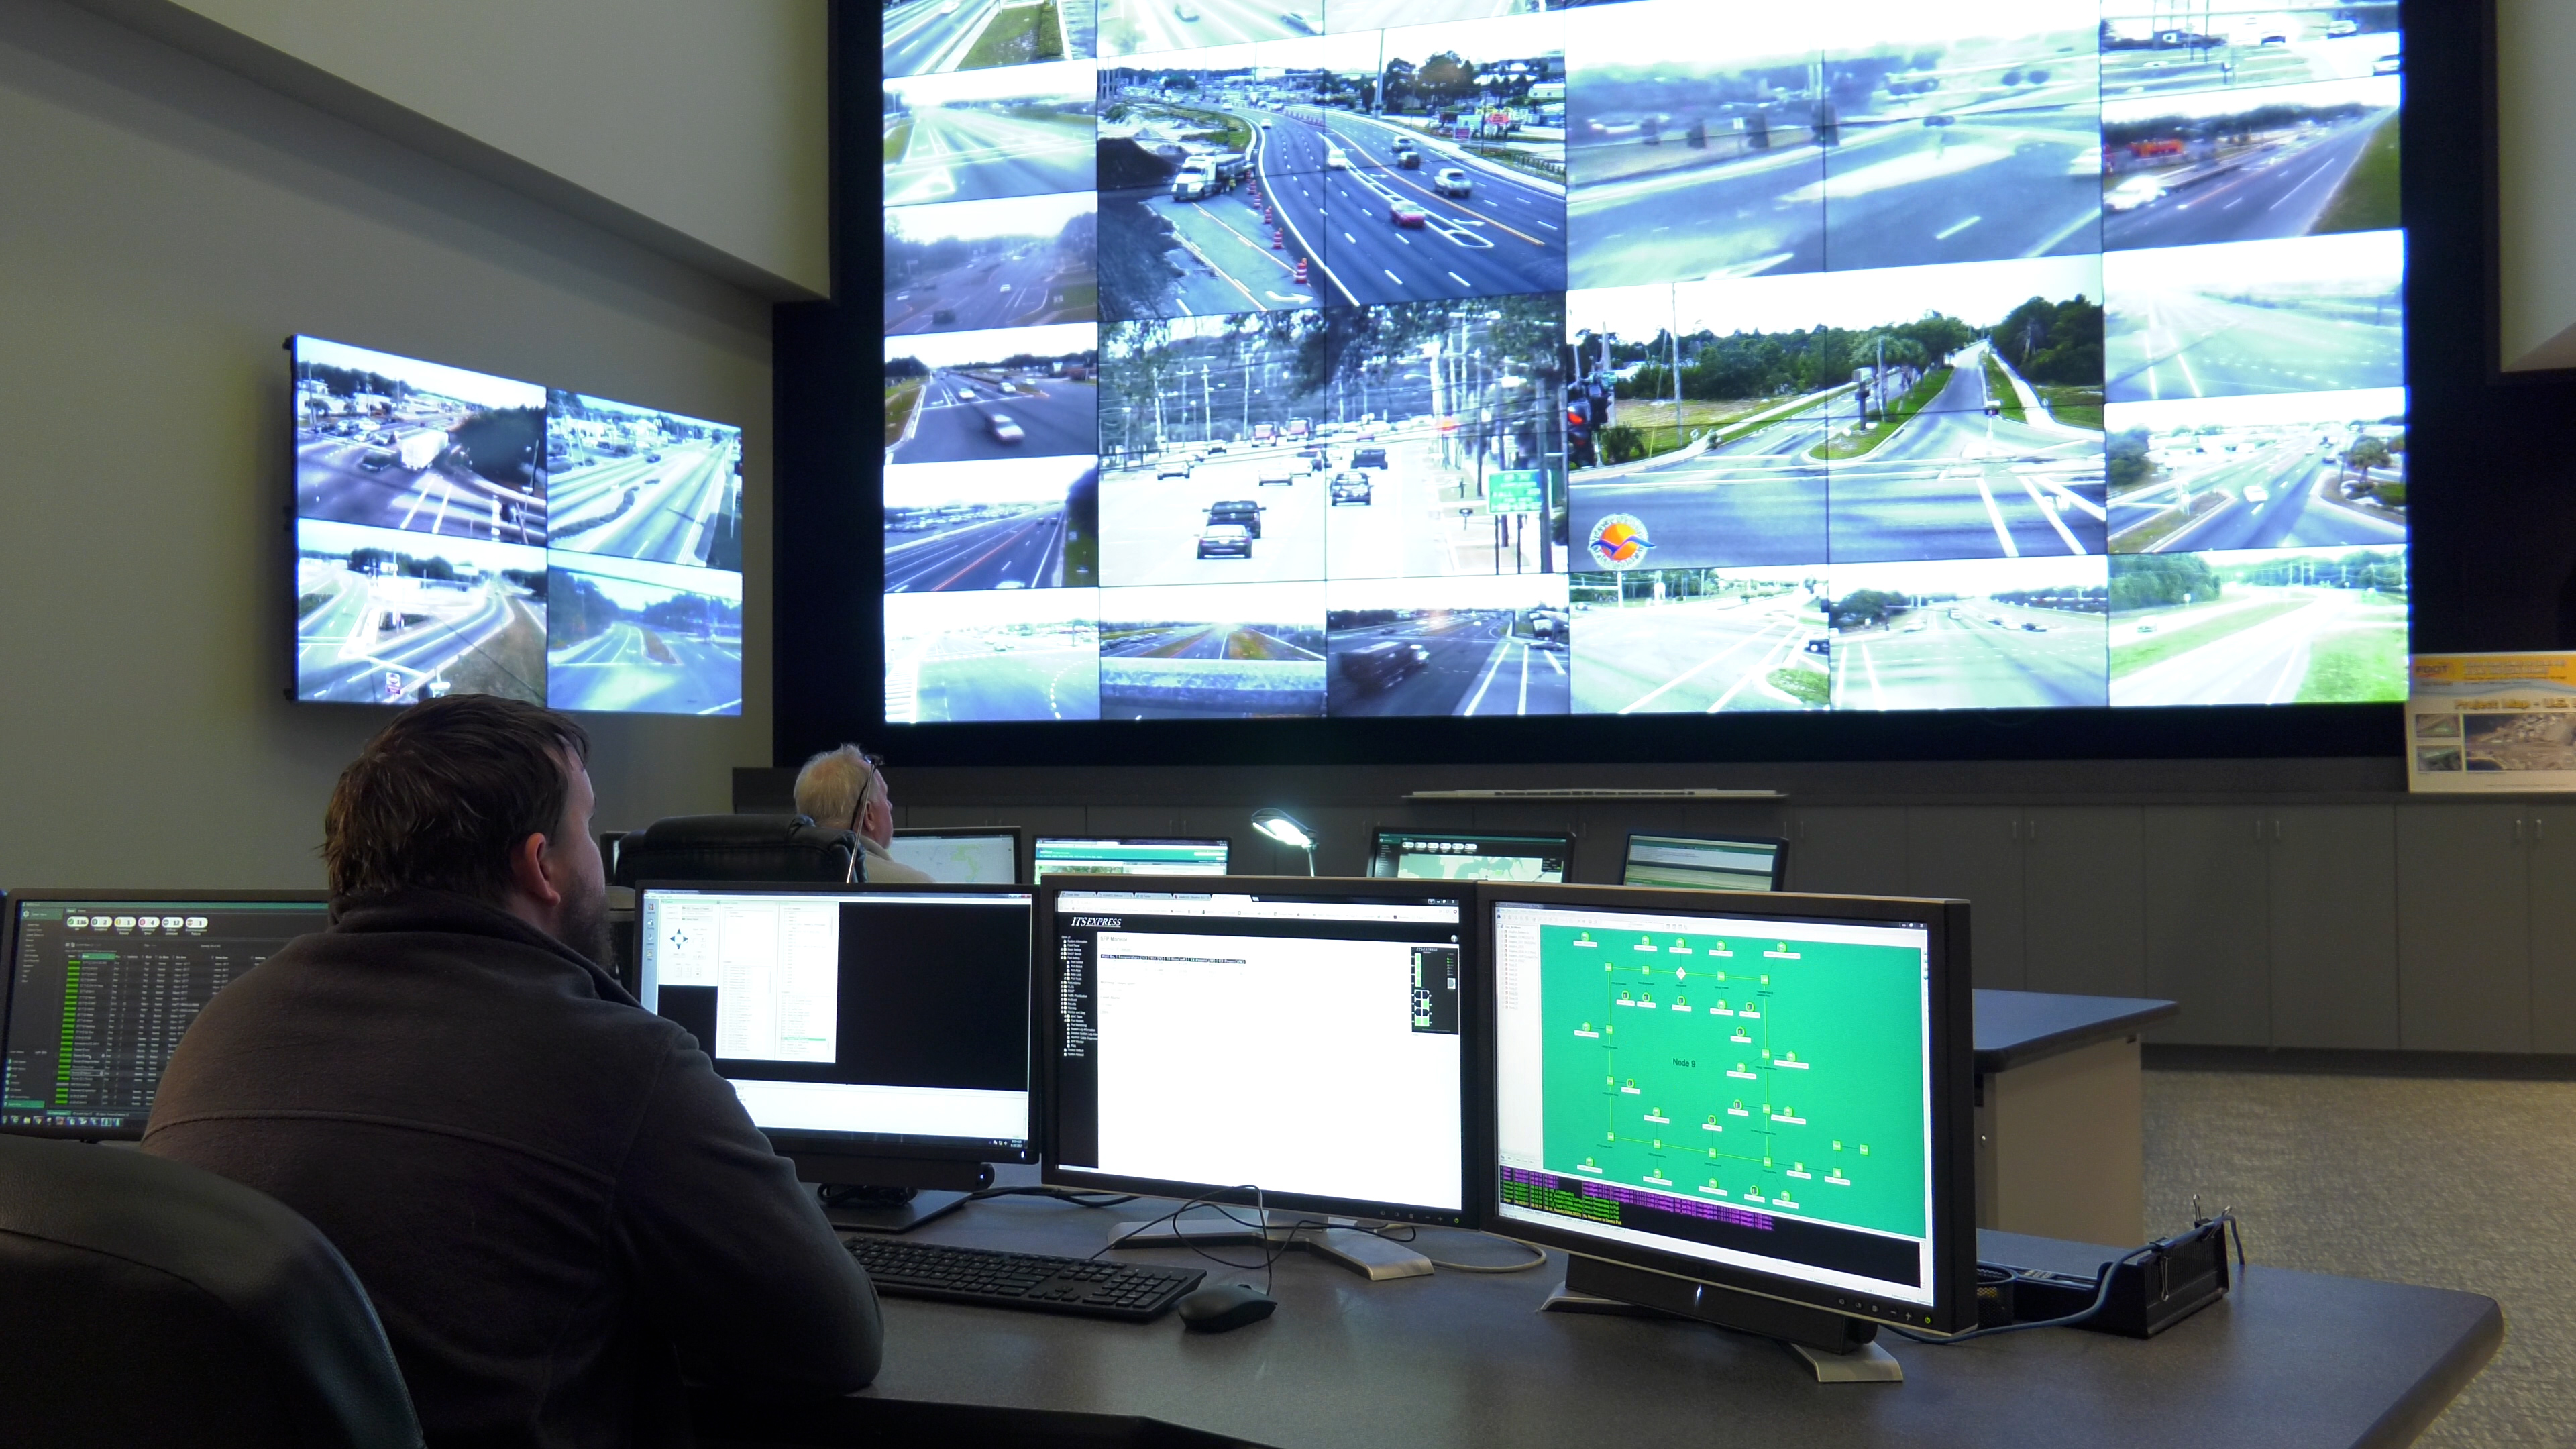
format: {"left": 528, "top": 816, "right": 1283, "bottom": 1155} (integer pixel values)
{"left": 1176, "top": 1282, "right": 1277, "bottom": 1333}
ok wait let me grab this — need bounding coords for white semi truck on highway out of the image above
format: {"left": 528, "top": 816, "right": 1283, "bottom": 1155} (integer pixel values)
{"left": 396, "top": 429, "right": 445, "bottom": 471}
{"left": 1170, "top": 152, "right": 1248, "bottom": 201}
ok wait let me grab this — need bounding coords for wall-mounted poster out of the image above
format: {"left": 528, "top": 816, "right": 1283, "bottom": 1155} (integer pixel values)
{"left": 2408, "top": 653, "right": 2576, "bottom": 791}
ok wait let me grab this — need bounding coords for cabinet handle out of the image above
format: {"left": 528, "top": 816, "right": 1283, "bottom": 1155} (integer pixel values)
{"left": 2540, "top": 819, "right": 2548, "bottom": 843}
{"left": 2254, "top": 817, "right": 2263, "bottom": 843}
{"left": 2273, "top": 820, "right": 2282, "bottom": 842}
{"left": 2516, "top": 818, "right": 2526, "bottom": 844}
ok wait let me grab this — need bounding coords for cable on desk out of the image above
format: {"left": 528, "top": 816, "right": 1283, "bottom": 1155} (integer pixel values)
{"left": 1094, "top": 1185, "right": 1296, "bottom": 1294}
{"left": 1413, "top": 1238, "right": 1552, "bottom": 1275}
{"left": 1888, "top": 1210, "right": 2244, "bottom": 1345}
{"left": 964, "top": 1184, "right": 1140, "bottom": 1209}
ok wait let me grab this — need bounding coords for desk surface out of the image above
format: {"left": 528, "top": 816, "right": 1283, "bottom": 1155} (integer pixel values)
{"left": 1974, "top": 989, "right": 2180, "bottom": 1074}
{"left": 852, "top": 1198, "right": 2497, "bottom": 1449}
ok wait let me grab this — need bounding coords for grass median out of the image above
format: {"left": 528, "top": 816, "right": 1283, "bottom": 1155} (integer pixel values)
{"left": 2111, "top": 599, "right": 2306, "bottom": 674}
{"left": 961, "top": 1, "right": 1066, "bottom": 68}
{"left": 1982, "top": 355, "right": 2027, "bottom": 423}
{"left": 2036, "top": 384, "right": 2103, "bottom": 430}
{"left": 884, "top": 380, "right": 924, "bottom": 447}
{"left": 1811, "top": 368, "right": 1951, "bottom": 461}
{"left": 883, "top": 121, "right": 912, "bottom": 164}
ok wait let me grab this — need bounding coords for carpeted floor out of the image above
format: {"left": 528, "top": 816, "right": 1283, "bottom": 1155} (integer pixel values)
{"left": 2145, "top": 1067, "right": 2576, "bottom": 1447}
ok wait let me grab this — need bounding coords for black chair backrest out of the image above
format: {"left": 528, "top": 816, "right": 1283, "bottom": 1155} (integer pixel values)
{"left": 0, "top": 1135, "right": 422, "bottom": 1449}
{"left": 610, "top": 813, "right": 857, "bottom": 888}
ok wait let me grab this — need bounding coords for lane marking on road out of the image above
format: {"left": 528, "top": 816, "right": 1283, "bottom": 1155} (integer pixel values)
{"left": 1862, "top": 643, "right": 1886, "bottom": 710}
{"left": 1464, "top": 635, "right": 1515, "bottom": 715}
{"left": 1516, "top": 643, "right": 1530, "bottom": 715}
{"left": 1620, "top": 619, "right": 1794, "bottom": 714}
{"left": 1970, "top": 467, "right": 2019, "bottom": 556}
{"left": 2017, "top": 469, "right": 2088, "bottom": 553}
{"left": 1708, "top": 632, "right": 1800, "bottom": 712}
{"left": 1935, "top": 215, "right": 1982, "bottom": 240}
{"left": 1383, "top": 269, "right": 1404, "bottom": 284}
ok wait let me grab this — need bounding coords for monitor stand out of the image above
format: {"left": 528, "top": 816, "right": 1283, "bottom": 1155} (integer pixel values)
{"left": 794, "top": 1152, "right": 995, "bottom": 1235}
{"left": 1108, "top": 1210, "right": 1436, "bottom": 1281}
{"left": 1544, "top": 1256, "right": 1902, "bottom": 1384}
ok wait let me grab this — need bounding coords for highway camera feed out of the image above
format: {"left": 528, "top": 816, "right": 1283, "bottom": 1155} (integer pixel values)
{"left": 292, "top": 335, "right": 745, "bottom": 714}
{"left": 877, "top": 0, "right": 2410, "bottom": 723}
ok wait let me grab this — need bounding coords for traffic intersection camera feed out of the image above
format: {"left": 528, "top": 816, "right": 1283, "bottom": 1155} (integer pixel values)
{"left": 295, "top": 520, "right": 547, "bottom": 706}
{"left": 877, "top": 0, "right": 2412, "bottom": 722}
{"left": 294, "top": 337, "right": 547, "bottom": 548}
{"left": 883, "top": 0, "right": 1097, "bottom": 79}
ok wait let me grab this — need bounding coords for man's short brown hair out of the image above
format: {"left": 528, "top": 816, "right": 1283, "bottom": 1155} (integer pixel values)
{"left": 324, "top": 696, "right": 592, "bottom": 902}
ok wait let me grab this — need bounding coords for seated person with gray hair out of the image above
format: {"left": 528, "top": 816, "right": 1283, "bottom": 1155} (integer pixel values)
{"left": 796, "top": 745, "right": 932, "bottom": 883}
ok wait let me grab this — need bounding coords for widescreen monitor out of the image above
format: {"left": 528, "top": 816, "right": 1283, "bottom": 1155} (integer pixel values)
{"left": 634, "top": 883, "right": 1036, "bottom": 1163}
{"left": 1623, "top": 833, "right": 1788, "bottom": 893}
{"left": 875, "top": 4, "right": 2410, "bottom": 728}
{"left": 1032, "top": 837, "right": 1229, "bottom": 877}
{"left": 1478, "top": 884, "right": 1976, "bottom": 1338}
{"left": 1370, "top": 830, "right": 1571, "bottom": 884}
{"left": 890, "top": 827, "right": 1026, "bottom": 884}
{"left": 291, "top": 334, "right": 744, "bottom": 715}
{"left": 1043, "top": 878, "right": 1472, "bottom": 1226}
{"left": 0, "top": 892, "right": 331, "bottom": 1140}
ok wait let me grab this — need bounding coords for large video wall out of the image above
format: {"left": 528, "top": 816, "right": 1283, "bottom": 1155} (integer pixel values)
{"left": 878, "top": 0, "right": 2406, "bottom": 724}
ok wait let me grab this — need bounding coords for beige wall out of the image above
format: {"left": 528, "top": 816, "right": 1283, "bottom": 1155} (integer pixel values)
{"left": 77, "top": 0, "right": 831, "bottom": 299}
{"left": 2498, "top": 0, "right": 2576, "bottom": 372}
{"left": 0, "top": 0, "right": 781, "bottom": 890}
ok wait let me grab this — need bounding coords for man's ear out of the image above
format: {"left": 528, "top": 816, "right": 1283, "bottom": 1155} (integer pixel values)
{"left": 509, "top": 831, "right": 562, "bottom": 909}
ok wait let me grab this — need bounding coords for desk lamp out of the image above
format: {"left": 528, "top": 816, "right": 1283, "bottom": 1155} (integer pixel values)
{"left": 1250, "top": 808, "right": 1317, "bottom": 875}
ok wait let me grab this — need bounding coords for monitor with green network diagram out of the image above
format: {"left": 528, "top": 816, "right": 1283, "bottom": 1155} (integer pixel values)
{"left": 1479, "top": 884, "right": 1977, "bottom": 1338}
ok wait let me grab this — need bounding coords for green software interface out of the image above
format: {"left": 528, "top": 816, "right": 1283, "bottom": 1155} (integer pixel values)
{"left": 1493, "top": 902, "right": 1937, "bottom": 1303}
{"left": 1033, "top": 838, "right": 1229, "bottom": 877}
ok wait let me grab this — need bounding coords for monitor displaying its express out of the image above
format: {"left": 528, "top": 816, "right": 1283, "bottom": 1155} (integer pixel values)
{"left": 1046, "top": 885, "right": 1470, "bottom": 1222}
{"left": 635, "top": 885, "right": 1034, "bottom": 1157}
{"left": 879, "top": 2, "right": 2408, "bottom": 726}
{"left": 292, "top": 335, "right": 744, "bottom": 715}
{"left": 1489, "top": 897, "right": 1940, "bottom": 1309}
{"left": 1034, "top": 837, "right": 1230, "bottom": 877}
{"left": 1, "top": 896, "right": 331, "bottom": 1139}
{"left": 1370, "top": 830, "right": 1570, "bottom": 883}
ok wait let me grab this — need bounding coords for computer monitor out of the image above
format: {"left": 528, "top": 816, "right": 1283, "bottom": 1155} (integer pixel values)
{"left": 1477, "top": 884, "right": 1977, "bottom": 1348}
{"left": 1032, "top": 837, "right": 1229, "bottom": 878}
{"left": 1622, "top": 833, "right": 1789, "bottom": 893}
{"left": 0, "top": 892, "right": 331, "bottom": 1140}
{"left": 1369, "top": 829, "right": 1571, "bottom": 884}
{"left": 889, "top": 826, "right": 1025, "bottom": 885}
{"left": 634, "top": 881, "right": 1036, "bottom": 1229}
{"left": 1043, "top": 877, "right": 1472, "bottom": 1228}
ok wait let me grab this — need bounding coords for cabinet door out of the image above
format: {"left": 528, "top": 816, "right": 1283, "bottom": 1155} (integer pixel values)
{"left": 1904, "top": 808, "right": 2027, "bottom": 991}
{"left": 2022, "top": 806, "right": 2145, "bottom": 998}
{"left": 2270, "top": 805, "right": 2399, "bottom": 1049}
{"left": 2527, "top": 809, "right": 2576, "bottom": 1051}
{"left": 2139, "top": 807, "right": 2270, "bottom": 1045}
{"left": 2394, "top": 804, "right": 2529, "bottom": 1052}
{"left": 1785, "top": 807, "right": 1908, "bottom": 896}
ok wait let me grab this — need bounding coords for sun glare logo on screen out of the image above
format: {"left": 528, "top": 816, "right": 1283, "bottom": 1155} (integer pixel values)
{"left": 1589, "top": 515, "right": 1653, "bottom": 570}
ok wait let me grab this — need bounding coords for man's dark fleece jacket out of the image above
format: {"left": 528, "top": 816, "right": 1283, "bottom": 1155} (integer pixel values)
{"left": 142, "top": 890, "right": 882, "bottom": 1448}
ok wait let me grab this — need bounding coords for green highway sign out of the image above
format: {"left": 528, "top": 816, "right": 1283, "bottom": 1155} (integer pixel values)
{"left": 1488, "top": 469, "right": 1545, "bottom": 514}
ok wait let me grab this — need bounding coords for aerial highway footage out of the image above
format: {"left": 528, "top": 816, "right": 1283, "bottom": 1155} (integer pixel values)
{"left": 2109, "top": 548, "right": 2406, "bottom": 706}
{"left": 885, "top": 453, "right": 1097, "bottom": 592}
{"left": 2105, "top": 231, "right": 2402, "bottom": 402}
{"left": 884, "top": 64, "right": 1097, "bottom": 206}
{"left": 883, "top": 0, "right": 1089, "bottom": 78}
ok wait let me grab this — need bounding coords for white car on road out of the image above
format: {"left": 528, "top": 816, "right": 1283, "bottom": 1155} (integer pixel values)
{"left": 2104, "top": 174, "right": 2169, "bottom": 212}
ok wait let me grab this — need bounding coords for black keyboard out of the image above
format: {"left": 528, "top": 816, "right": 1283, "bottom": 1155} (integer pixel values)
{"left": 844, "top": 1236, "right": 1204, "bottom": 1322}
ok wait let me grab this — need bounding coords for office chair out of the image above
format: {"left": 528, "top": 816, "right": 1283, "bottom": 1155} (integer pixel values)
{"left": 610, "top": 813, "right": 858, "bottom": 889}
{"left": 0, "top": 1135, "right": 422, "bottom": 1449}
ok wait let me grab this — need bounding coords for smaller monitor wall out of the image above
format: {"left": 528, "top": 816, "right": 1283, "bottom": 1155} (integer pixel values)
{"left": 292, "top": 335, "right": 744, "bottom": 715}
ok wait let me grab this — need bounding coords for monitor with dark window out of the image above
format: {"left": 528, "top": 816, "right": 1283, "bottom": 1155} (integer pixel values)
{"left": 1479, "top": 883, "right": 1977, "bottom": 1347}
{"left": 1369, "top": 830, "right": 1571, "bottom": 884}
{"left": 1044, "top": 879, "right": 1472, "bottom": 1227}
{"left": 635, "top": 882, "right": 1035, "bottom": 1230}
{"left": 1, "top": 892, "right": 331, "bottom": 1140}
{"left": 1622, "top": 833, "right": 1788, "bottom": 892}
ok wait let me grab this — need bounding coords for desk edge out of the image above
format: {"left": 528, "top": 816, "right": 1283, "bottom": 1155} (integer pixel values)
{"left": 2353, "top": 1293, "right": 2505, "bottom": 1449}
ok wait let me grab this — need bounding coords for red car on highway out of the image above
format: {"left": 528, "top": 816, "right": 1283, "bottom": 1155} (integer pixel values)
{"left": 1389, "top": 199, "right": 1428, "bottom": 228}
